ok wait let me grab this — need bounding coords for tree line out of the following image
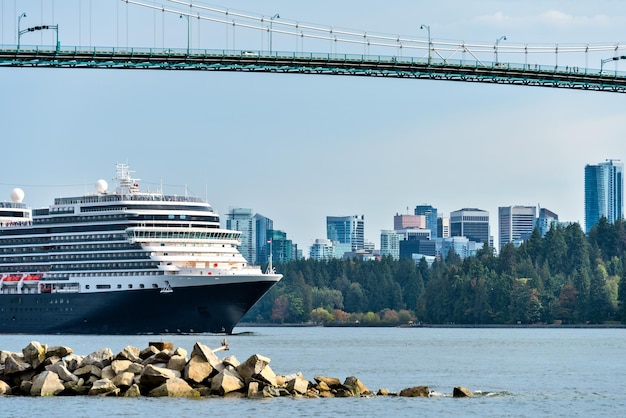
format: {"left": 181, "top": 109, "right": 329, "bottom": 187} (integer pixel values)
{"left": 243, "top": 217, "right": 626, "bottom": 326}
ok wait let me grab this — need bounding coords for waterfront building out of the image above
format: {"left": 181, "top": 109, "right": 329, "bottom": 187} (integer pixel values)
{"left": 309, "top": 239, "right": 335, "bottom": 261}
{"left": 415, "top": 205, "right": 438, "bottom": 239}
{"left": 584, "top": 160, "right": 624, "bottom": 233}
{"left": 499, "top": 206, "right": 537, "bottom": 249}
{"left": 326, "top": 215, "right": 365, "bottom": 256}
{"left": 267, "top": 229, "right": 297, "bottom": 263}
{"left": 450, "top": 208, "right": 490, "bottom": 244}
{"left": 226, "top": 208, "right": 255, "bottom": 263}
{"left": 536, "top": 208, "right": 559, "bottom": 237}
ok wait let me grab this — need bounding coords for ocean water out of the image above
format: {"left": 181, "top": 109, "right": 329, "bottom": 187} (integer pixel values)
{"left": 1, "top": 326, "right": 624, "bottom": 417}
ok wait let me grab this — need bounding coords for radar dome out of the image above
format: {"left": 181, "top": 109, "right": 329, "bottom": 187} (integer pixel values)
{"left": 10, "top": 188, "right": 24, "bottom": 203}
{"left": 95, "top": 179, "right": 108, "bottom": 193}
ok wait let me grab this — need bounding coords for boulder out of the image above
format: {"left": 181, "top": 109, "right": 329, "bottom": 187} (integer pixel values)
{"left": 74, "top": 364, "right": 102, "bottom": 378}
{"left": 191, "top": 342, "right": 221, "bottom": 368}
{"left": 0, "top": 380, "right": 11, "bottom": 395}
{"left": 453, "top": 386, "right": 473, "bottom": 397}
{"left": 63, "top": 354, "right": 83, "bottom": 372}
{"left": 101, "top": 365, "right": 116, "bottom": 380}
{"left": 22, "top": 341, "right": 47, "bottom": 369}
{"left": 236, "top": 354, "right": 271, "bottom": 384}
{"left": 210, "top": 368, "right": 244, "bottom": 395}
{"left": 174, "top": 347, "right": 187, "bottom": 358}
{"left": 63, "top": 380, "right": 89, "bottom": 395}
{"left": 111, "top": 359, "right": 132, "bottom": 375}
{"left": 256, "top": 364, "right": 277, "bottom": 387}
{"left": 30, "top": 371, "right": 65, "bottom": 396}
{"left": 377, "top": 388, "right": 391, "bottom": 396}
{"left": 399, "top": 386, "right": 430, "bottom": 397}
{"left": 139, "top": 346, "right": 160, "bottom": 360}
{"left": 148, "top": 377, "right": 199, "bottom": 397}
{"left": 127, "top": 363, "right": 144, "bottom": 375}
{"left": 4, "top": 353, "right": 32, "bottom": 375}
{"left": 166, "top": 355, "right": 187, "bottom": 372}
{"left": 222, "top": 356, "right": 240, "bottom": 368}
{"left": 124, "top": 383, "right": 141, "bottom": 397}
{"left": 19, "top": 380, "right": 33, "bottom": 395}
{"left": 116, "top": 346, "right": 141, "bottom": 362}
{"left": 184, "top": 355, "right": 213, "bottom": 383}
{"left": 46, "top": 346, "right": 73, "bottom": 358}
{"left": 0, "top": 350, "right": 12, "bottom": 364}
{"left": 139, "top": 364, "right": 179, "bottom": 387}
{"left": 314, "top": 376, "right": 342, "bottom": 389}
{"left": 286, "top": 373, "right": 310, "bottom": 395}
{"left": 112, "top": 372, "right": 135, "bottom": 388}
{"left": 45, "top": 362, "right": 78, "bottom": 383}
{"left": 88, "top": 378, "right": 119, "bottom": 396}
{"left": 81, "top": 348, "right": 114, "bottom": 369}
{"left": 247, "top": 381, "right": 261, "bottom": 398}
{"left": 343, "top": 376, "right": 371, "bottom": 396}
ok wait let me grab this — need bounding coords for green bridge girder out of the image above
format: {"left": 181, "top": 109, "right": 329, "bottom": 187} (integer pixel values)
{"left": 1, "top": 46, "right": 626, "bottom": 93}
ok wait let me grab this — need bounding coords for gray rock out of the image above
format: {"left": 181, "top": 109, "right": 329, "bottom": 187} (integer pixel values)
{"left": 148, "top": 377, "right": 199, "bottom": 397}
{"left": 124, "top": 383, "right": 141, "bottom": 397}
{"left": 30, "top": 371, "right": 65, "bottom": 396}
{"left": 127, "top": 362, "right": 144, "bottom": 375}
{"left": 0, "top": 380, "right": 11, "bottom": 395}
{"left": 45, "top": 362, "right": 78, "bottom": 383}
{"left": 74, "top": 364, "right": 102, "bottom": 378}
{"left": 343, "top": 376, "right": 371, "bottom": 396}
{"left": 139, "top": 346, "right": 160, "bottom": 360}
{"left": 111, "top": 359, "right": 132, "bottom": 375}
{"left": 166, "top": 355, "right": 187, "bottom": 372}
{"left": 4, "top": 353, "right": 32, "bottom": 375}
{"left": 210, "top": 368, "right": 244, "bottom": 395}
{"left": 63, "top": 354, "right": 83, "bottom": 372}
{"left": 116, "top": 346, "right": 141, "bottom": 362}
{"left": 184, "top": 355, "right": 213, "bottom": 383}
{"left": 88, "top": 378, "right": 118, "bottom": 396}
{"left": 286, "top": 373, "right": 310, "bottom": 395}
{"left": 112, "top": 372, "right": 135, "bottom": 388}
{"left": 139, "top": 364, "right": 179, "bottom": 387}
{"left": 236, "top": 354, "right": 271, "bottom": 384}
{"left": 81, "top": 348, "right": 113, "bottom": 369}
{"left": 191, "top": 342, "right": 221, "bottom": 368}
{"left": 22, "top": 341, "right": 47, "bottom": 369}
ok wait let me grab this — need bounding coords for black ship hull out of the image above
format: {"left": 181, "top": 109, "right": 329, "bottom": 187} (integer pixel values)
{"left": 0, "top": 280, "right": 275, "bottom": 334}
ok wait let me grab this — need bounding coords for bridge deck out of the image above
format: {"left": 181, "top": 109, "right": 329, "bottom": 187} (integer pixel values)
{"left": 2, "top": 46, "right": 626, "bottom": 93}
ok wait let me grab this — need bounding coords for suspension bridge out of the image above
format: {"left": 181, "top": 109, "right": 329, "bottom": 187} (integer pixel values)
{"left": 2, "top": 0, "right": 626, "bottom": 93}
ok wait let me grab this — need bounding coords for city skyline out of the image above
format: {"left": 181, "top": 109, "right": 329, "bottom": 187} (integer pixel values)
{"left": 1, "top": 1, "right": 625, "bottom": 252}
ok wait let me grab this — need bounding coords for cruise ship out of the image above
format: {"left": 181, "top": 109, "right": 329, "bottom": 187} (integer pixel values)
{"left": 0, "top": 164, "right": 282, "bottom": 334}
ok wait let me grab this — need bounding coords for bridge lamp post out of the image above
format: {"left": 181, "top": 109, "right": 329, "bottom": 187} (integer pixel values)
{"left": 495, "top": 35, "right": 506, "bottom": 65}
{"left": 420, "top": 24, "right": 431, "bottom": 65}
{"left": 270, "top": 13, "right": 280, "bottom": 54}
{"left": 17, "top": 12, "right": 27, "bottom": 51}
{"left": 179, "top": 14, "right": 190, "bottom": 54}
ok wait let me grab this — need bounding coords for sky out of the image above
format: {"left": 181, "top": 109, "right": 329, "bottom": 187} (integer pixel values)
{"left": 1, "top": 0, "right": 625, "bottom": 256}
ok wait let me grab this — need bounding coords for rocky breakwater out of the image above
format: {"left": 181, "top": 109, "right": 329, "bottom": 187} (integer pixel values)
{"left": 0, "top": 341, "right": 473, "bottom": 399}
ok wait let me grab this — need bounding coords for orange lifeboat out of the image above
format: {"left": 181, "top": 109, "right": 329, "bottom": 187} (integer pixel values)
{"left": 23, "top": 275, "right": 41, "bottom": 281}
{"left": 2, "top": 275, "right": 21, "bottom": 282}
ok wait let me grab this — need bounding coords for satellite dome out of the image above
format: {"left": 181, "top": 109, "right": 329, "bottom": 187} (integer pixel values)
{"left": 10, "top": 188, "right": 24, "bottom": 203}
{"left": 95, "top": 179, "right": 108, "bottom": 193}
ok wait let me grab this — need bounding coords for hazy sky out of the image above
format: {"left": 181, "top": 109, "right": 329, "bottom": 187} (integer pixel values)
{"left": 1, "top": 1, "right": 625, "bottom": 255}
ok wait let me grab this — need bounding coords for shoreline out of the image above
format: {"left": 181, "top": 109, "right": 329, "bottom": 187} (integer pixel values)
{"left": 238, "top": 322, "right": 626, "bottom": 329}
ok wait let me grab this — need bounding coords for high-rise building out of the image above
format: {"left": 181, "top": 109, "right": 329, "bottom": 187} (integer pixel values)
{"left": 309, "top": 239, "right": 335, "bottom": 261}
{"left": 226, "top": 208, "right": 255, "bottom": 263}
{"left": 415, "top": 205, "right": 438, "bottom": 239}
{"left": 254, "top": 213, "right": 273, "bottom": 265}
{"left": 326, "top": 215, "right": 365, "bottom": 252}
{"left": 380, "top": 230, "right": 402, "bottom": 260}
{"left": 437, "top": 216, "right": 450, "bottom": 238}
{"left": 585, "top": 160, "right": 624, "bottom": 233}
{"left": 536, "top": 208, "right": 559, "bottom": 237}
{"left": 450, "top": 208, "right": 490, "bottom": 244}
{"left": 499, "top": 206, "right": 537, "bottom": 249}
{"left": 393, "top": 213, "right": 425, "bottom": 230}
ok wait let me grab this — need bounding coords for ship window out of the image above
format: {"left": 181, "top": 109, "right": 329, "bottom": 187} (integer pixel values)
{"left": 128, "top": 284, "right": 133, "bottom": 289}
{"left": 96, "top": 284, "right": 111, "bottom": 289}
{"left": 117, "top": 284, "right": 122, "bottom": 289}
{"left": 140, "top": 284, "right": 145, "bottom": 289}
